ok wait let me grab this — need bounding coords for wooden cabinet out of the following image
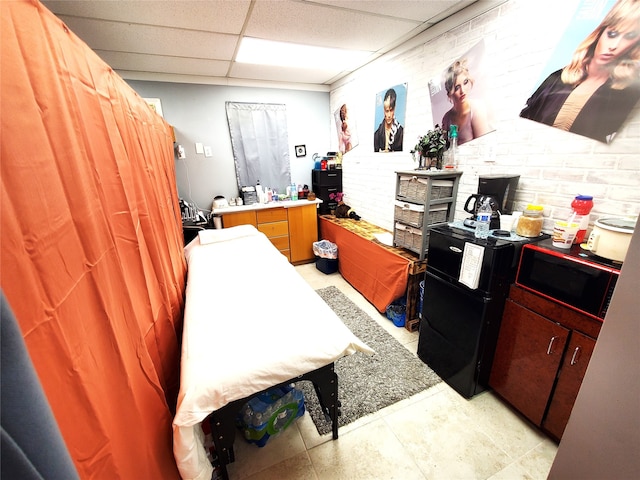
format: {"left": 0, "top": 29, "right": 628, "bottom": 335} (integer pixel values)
{"left": 257, "top": 208, "right": 290, "bottom": 260}
{"left": 287, "top": 203, "right": 319, "bottom": 264}
{"left": 489, "top": 285, "right": 600, "bottom": 441}
{"left": 219, "top": 203, "right": 318, "bottom": 264}
{"left": 543, "top": 330, "right": 595, "bottom": 439}
{"left": 393, "top": 170, "right": 462, "bottom": 260}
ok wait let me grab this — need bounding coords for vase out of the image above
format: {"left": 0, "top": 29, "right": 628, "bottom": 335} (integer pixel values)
{"left": 417, "top": 155, "right": 427, "bottom": 170}
{"left": 436, "top": 157, "right": 444, "bottom": 170}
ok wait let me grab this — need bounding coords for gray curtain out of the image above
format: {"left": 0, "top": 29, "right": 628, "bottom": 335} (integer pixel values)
{"left": 225, "top": 102, "right": 291, "bottom": 193}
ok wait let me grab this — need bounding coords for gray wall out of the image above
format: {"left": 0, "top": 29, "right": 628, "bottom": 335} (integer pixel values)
{"left": 127, "top": 81, "right": 330, "bottom": 211}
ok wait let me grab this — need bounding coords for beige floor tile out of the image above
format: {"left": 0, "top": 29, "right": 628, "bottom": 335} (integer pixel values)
{"left": 384, "top": 388, "right": 512, "bottom": 480}
{"left": 462, "top": 391, "right": 550, "bottom": 460}
{"left": 243, "top": 451, "right": 318, "bottom": 480}
{"left": 308, "top": 418, "right": 426, "bottom": 480}
{"left": 505, "top": 439, "right": 558, "bottom": 480}
{"left": 226, "top": 423, "right": 306, "bottom": 479}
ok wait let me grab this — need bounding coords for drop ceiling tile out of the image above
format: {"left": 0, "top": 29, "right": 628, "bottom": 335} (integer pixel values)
{"left": 311, "top": 0, "right": 475, "bottom": 22}
{"left": 57, "top": 15, "right": 238, "bottom": 59}
{"left": 245, "top": 0, "right": 419, "bottom": 51}
{"left": 96, "top": 50, "right": 230, "bottom": 77}
{"left": 42, "top": 0, "right": 251, "bottom": 34}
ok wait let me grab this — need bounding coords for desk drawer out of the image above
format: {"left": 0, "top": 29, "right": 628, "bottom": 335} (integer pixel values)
{"left": 312, "top": 169, "right": 342, "bottom": 187}
{"left": 258, "top": 221, "right": 289, "bottom": 238}
{"left": 257, "top": 208, "right": 287, "bottom": 223}
{"left": 269, "top": 235, "right": 290, "bottom": 251}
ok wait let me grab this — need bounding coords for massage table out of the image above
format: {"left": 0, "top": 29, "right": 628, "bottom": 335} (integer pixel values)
{"left": 173, "top": 225, "right": 373, "bottom": 480}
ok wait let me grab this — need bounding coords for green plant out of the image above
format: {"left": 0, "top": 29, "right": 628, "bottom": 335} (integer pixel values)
{"left": 410, "top": 124, "right": 449, "bottom": 163}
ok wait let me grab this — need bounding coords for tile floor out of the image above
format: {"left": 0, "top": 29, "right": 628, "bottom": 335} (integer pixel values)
{"left": 225, "top": 263, "right": 558, "bottom": 480}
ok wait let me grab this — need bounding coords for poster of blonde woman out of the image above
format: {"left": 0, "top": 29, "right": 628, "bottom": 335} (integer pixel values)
{"left": 520, "top": 0, "right": 640, "bottom": 143}
{"left": 429, "top": 39, "right": 495, "bottom": 146}
{"left": 334, "top": 103, "right": 358, "bottom": 154}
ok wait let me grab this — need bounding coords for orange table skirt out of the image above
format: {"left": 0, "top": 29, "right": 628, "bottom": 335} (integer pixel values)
{"left": 319, "top": 216, "right": 418, "bottom": 313}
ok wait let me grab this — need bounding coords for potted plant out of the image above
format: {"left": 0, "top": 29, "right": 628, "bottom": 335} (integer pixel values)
{"left": 411, "top": 125, "right": 449, "bottom": 170}
{"left": 328, "top": 191, "right": 344, "bottom": 216}
{"left": 329, "top": 191, "right": 344, "bottom": 204}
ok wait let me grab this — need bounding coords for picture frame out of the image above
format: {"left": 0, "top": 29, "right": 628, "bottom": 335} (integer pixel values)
{"left": 295, "top": 144, "right": 306, "bottom": 157}
{"left": 143, "top": 97, "right": 163, "bottom": 118}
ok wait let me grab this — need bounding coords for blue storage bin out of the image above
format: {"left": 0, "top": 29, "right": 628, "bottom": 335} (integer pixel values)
{"left": 386, "top": 297, "right": 406, "bottom": 327}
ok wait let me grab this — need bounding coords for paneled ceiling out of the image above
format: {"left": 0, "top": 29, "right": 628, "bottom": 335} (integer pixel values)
{"left": 42, "top": 0, "right": 499, "bottom": 88}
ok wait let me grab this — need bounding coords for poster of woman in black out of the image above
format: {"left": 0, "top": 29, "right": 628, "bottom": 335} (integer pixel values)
{"left": 373, "top": 84, "right": 407, "bottom": 152}
{"left": 520, "top": 0, "right": 640, "bottom": 144}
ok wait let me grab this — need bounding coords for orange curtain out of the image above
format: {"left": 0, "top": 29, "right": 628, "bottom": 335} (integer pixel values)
{"left": 1, "top": 1, "right": 186, "bottom": 478}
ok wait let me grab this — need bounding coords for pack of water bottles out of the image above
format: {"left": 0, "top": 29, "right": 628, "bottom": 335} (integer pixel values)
{"left": 237, "top": 384, "right": 305, "bottom": 447}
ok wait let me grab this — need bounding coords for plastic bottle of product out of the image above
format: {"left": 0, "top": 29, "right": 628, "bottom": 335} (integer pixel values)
{"left": 475, "top": 198, "right": 492, "bottom": 239}
{"left": 255, "top": 180, "right": 263, "bottom": 203}
{"left": 571, "top": 195, "right": 594, "bottom": 244}
{"left": 445, "top": 125, "right": 458, "bottom": 169}
{"left": 291, "top": 183, "right": 298, "bottom": 201}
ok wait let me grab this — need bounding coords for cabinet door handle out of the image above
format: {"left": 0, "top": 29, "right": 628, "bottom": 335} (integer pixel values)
{"left": 570, "top": 346, "right": 581, "bottom": 366}
{"left": 547, "top": 336, "right": 558, "bottom": 355}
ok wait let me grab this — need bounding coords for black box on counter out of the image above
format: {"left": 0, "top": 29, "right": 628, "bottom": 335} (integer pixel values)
{"left": 315, "top": 257, "right": 338, "bottom": 274}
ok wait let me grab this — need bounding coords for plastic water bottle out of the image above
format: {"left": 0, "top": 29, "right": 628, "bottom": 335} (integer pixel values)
{"left": 475, "top": 198, "right": 492, "bottom": 239}
{"left": 291, "top": 183, "right": 298, "bottom": 201}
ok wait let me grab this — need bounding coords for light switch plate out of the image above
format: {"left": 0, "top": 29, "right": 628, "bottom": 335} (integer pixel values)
{"left": 204, "top": 146, "right": 213, "bottom": 157}
{"left": 195, "top": 142, "right": 204, "bottom": 154}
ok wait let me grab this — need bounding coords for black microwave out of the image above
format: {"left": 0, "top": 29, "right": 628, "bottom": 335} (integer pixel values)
{"left": 515, "top": 242, "right": 620, "bottom": 320}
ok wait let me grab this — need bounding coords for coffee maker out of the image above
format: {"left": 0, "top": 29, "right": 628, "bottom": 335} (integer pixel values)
{"left": 464, "top": 174, "right": 520, "bottom": 229}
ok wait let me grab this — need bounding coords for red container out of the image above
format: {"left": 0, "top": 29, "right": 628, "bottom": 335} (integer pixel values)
{"left": 571, "top": 195, "right": 594, "bottom": 244}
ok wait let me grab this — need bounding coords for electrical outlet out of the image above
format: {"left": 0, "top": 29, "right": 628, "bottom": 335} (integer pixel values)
{"left": 204, "top": 146, "right": 213, "bottom": 158}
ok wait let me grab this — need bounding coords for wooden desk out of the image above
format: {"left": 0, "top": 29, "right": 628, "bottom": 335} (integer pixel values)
{"left": 319, "top": 215, "right": 427, "bottom": 331}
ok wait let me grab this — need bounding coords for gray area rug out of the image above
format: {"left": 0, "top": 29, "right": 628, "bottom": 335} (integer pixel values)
{"left": 299, "top": 286, "right": 442, "bottom": 436}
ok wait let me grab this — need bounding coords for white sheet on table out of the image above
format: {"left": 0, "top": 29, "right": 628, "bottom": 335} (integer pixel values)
{"left": 173, "top": 225, "right": 373, "bottom": 480}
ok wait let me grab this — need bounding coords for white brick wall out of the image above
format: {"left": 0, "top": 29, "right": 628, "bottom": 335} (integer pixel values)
{"left": 330, "top": 0, "right": 640, "bottom": 234}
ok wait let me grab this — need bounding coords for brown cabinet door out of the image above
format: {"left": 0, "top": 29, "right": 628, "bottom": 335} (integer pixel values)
{"left": 489, "top": 299, "right": 569, "bottom": 425}
{"left": 288, "top": 204, "right": 318, "bottom": 264}
{"left": 543, "top": 330, "right": 596, "bottom": 440}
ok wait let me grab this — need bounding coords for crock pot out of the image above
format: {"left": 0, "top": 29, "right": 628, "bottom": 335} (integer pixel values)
{"left": 584, "top": 216, "right": 636, "bottom": 262}
{"left": 212, "top": 195, "right": 228, "bottom": 209}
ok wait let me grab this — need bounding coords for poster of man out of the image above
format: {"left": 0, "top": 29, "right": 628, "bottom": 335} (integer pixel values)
{"left": 519, "top": 0, "right": 640, "bottom": 144}
{"left": 334, "top": 103, "right": 358, "bottom": 154}
{"left": 429, "top": 39, "right": 494, "bottom": 147}
{"left": 373, "top": 83, "right": 407, "bottom": 152}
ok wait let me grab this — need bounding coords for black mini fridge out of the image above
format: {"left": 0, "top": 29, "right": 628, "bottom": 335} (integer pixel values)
{"left": 417, "top": 224, "right": 542, "bottom": 398}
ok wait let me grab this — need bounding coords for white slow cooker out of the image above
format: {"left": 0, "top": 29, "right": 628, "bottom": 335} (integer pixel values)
{"left": 584, "top": 216, "right": 636, "bottom": 262}
{"left": 212, "top": 195, "right": 228, "bottom": 209}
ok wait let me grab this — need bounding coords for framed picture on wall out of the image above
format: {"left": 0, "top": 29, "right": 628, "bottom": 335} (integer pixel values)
{"left": 373, "top": 83, "right": 407, "bottom": 152}
{"left": 144, "top": 98, "right": 163, "bottom": 117}
{"left": 295, "top": 145, "right": 306, "bottom": 157}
